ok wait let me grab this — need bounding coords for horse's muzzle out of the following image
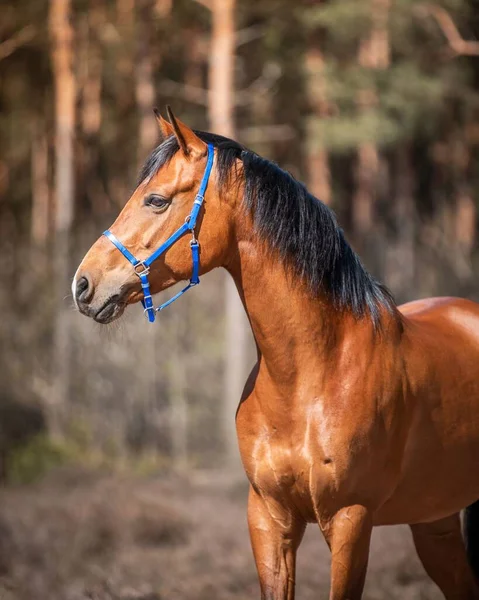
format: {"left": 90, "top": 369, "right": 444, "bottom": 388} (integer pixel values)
{"left": 73, "top": 271, "right": 126, "bottom": 324}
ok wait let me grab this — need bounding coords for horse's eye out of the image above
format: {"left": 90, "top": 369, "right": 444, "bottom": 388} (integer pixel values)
{"left": 145, "top": 194, "right": 169, "bottom": 210}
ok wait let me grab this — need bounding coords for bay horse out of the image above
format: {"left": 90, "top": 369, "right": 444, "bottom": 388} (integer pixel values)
{"left": 73, "top": 107, "right": 479, "bottom": 599}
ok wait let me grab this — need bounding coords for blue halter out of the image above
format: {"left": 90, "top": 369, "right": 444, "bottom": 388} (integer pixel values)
{"left": 103, "top": 143, "right": 215, "bottom": 323}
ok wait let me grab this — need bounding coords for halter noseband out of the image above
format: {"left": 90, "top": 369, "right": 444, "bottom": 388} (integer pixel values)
{"left": 103, "top": 142, "right": 215, "bottom": 323}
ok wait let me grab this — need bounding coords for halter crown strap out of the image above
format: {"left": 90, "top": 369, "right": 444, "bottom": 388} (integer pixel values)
{"left": 103, "top": 142, "right": 214, "bottom": 323}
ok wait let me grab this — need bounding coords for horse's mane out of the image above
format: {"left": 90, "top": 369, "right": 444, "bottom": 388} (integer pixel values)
{"left": 139, "top": 131, "right": 397, "bottom": 326}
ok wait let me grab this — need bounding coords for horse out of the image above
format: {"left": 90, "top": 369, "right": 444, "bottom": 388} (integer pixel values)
{"left": 73, "top": 107, "right": 479, "bottom": 599}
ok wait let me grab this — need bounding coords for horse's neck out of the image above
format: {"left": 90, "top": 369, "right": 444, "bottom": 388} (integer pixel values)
{"left": 225, "top": 234, "right": 400, "bottom": 399}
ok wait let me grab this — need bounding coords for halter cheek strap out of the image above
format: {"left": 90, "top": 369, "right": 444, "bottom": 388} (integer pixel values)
{"left": 103, "top": 142, "right": 214, "bottom": 323}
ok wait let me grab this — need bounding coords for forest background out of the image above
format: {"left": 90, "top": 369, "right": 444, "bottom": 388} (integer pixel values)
{"left": 0, "top": 1, "right": 479, "bottom": 598}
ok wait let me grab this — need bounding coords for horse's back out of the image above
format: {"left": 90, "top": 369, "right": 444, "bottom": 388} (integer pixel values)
{"left": 400, "top": 295, "right": 479, "bottom": 319}
{"left": 400, "top": 296, "right": 479, "bottom": 347}
{"left": 400, "top": 295, "right": 479, "bottom": 417}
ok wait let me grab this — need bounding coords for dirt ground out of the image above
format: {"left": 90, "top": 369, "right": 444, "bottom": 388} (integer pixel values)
{"left": 0, "top": 468, "right": 441, "bottom": 600}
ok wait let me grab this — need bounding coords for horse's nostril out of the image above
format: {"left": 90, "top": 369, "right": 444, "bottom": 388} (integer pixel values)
{"left": 76, "top": 275, "right": 93, "bottom": 303}
{"left": 77, "top": 276, "right": 88, "bottom": 295}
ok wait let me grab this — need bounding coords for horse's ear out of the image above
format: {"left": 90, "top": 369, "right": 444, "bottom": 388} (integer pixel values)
{"left": 153, "top": 108, "right": 174, "bottom": 141}
{"left": 166, "top": 105, "right": 206, "bottom": 158}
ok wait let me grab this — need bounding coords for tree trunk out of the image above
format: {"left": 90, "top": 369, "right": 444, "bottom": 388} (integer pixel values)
{"left": 185, "top": 26, "right": 204, "bottom": 92}
{"left": 49, "top": 0, "right": 76, "bottom": 437}
{"left": 116, "top": 0, "right": 135, "bottom": 92}
{"left": 385, "top": 145, "right": 415, "bottom": 301}
{"left": 168, "top": 310, "right": 188, "bottom": 470}
{"left": 305, "top": 41, "right": 331, "bottom": 204}
{"left": 208, "top": 0, "right": 247, "bottom": 469}
{"left": 353, "top": 0, "right": 390, "bottom": 237}
{"left": 135, "top": 0, "right": 158, "bottom": 166}
{"left": 452, "top": 135, "right": 474, "bottom": 280}
{"left": 50, "top": 0, "right": 75, "bottom": 233}
{"left": 30, "top": 119, "right": 50, "bottom": 248}
{"left": 112, "top": 0, "right": 136, "bottom": 203}
{"left": 154, "top": 0, "right": 172, "bottom": 18}
{"left": 208, "top": 0, "right": 235, "bottom": 136}
{"left": 81, "top": 0, "right": 108, "bottom": 216}
{"left": 353, "top": 142, "right": 379, "bottom": 234}
{"left": 81, "top": 3, "right": 103, "bottom": 140}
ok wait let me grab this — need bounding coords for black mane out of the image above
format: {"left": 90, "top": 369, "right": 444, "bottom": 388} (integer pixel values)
{"left": 139, "top": 131, "right": 397, "bottom": 325}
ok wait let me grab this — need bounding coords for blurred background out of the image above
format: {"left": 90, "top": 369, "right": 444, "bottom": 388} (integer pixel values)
{"left": 1, "top": 0, "right": 479, "bottom": 598}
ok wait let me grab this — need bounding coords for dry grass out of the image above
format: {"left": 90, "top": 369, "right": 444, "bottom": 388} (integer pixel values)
{"left": 0, "top": 468, "right": 441, "bottom": 599}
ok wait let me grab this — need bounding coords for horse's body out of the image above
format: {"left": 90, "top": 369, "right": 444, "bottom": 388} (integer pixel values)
{"left": 378, "top": 298, "right": 479, "bottom": 526}
{"left": 240, "top": 295, "right": 479, "bottom": 522}
{"left": 73, "top": 109, "right": 479, "bottom": 598}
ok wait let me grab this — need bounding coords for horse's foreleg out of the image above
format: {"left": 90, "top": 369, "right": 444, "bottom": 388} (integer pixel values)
{"left": 323, "top": 504, "right": 372, "bottom": 600}
{"left": 411, "top": 513, "right": 479, "bottom": 599}
{"left": 247, "top": 486, "right": 305, "bottom": 600}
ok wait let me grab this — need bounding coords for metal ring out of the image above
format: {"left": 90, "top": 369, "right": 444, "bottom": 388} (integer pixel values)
{"left": 134, "top": 261, "right": 150, "bottom": 276}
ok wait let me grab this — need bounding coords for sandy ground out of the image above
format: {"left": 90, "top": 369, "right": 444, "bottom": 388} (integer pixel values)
{"left": 0, "top": 468, "right": 441, "bottom": 600}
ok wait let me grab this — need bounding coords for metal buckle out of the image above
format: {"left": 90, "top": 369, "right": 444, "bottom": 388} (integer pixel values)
{"left": 134, "top": 261, "right": 150, "bottom": 276}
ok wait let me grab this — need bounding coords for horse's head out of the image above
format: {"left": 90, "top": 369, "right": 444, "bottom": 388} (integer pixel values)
{"left": 73, "top": 108, "right": 237, "bottom": 323}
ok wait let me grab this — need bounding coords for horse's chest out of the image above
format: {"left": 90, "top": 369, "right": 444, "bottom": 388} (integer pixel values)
{"left": 238, "top": 428, "right": 313, "bottom": 509}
